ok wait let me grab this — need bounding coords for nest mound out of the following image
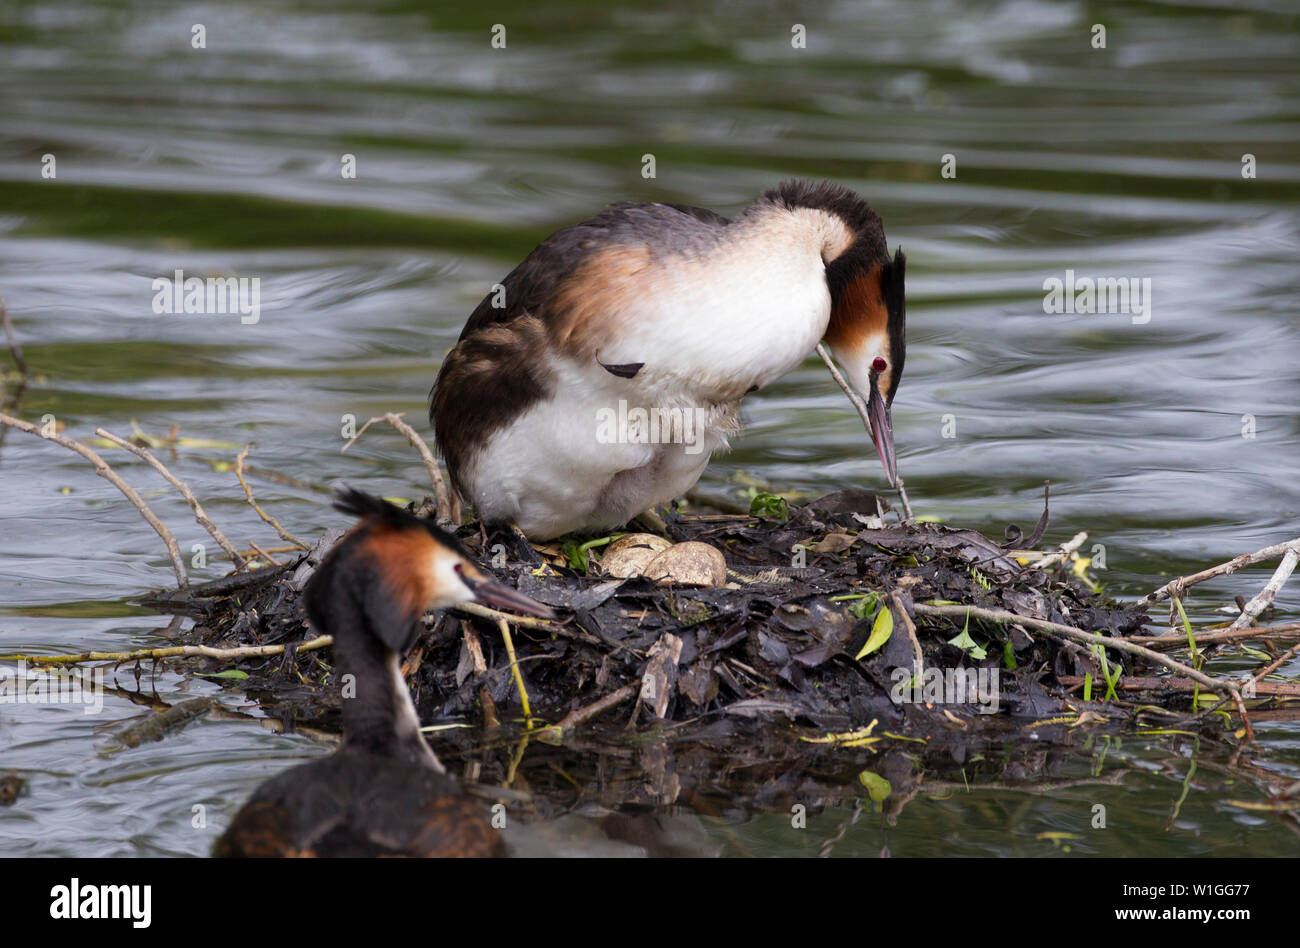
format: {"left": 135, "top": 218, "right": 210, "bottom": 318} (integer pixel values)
{"left": 145, "top": 489, "right": 1150, "bottom": 738}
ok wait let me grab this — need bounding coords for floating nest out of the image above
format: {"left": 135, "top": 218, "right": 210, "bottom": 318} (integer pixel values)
{"left": 143, "top": 488, "right": 1165, "bottom": 746}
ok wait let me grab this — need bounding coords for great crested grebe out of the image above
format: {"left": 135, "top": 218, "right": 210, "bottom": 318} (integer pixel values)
{"left": 214, "top": 487, "right": 552, "bottom": 858}
{"left": 431, "top": 179, "right": 906, "bottom": 541}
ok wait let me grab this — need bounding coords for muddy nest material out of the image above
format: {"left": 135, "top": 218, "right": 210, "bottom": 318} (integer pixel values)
{"left": 143, "top": 490, "right": 1150, "bottom": 735}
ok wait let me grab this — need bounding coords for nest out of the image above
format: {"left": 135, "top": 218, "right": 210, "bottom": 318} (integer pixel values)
{"left": 145, "top": 488, "right": 1159, "bottom": 742}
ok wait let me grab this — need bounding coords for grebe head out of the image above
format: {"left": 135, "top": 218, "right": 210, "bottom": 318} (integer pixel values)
{"left": 762, "top": 180, "right": 907, "bottom": 486}
{"left": 306, "top": 488, "right": 552, "bottom": 655}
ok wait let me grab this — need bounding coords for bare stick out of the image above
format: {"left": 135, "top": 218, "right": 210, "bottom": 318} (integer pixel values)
{"left": 912, "top": 603, "right": 1236, "bottom": 699}
{"left": 1029, "top": 531, "right": 1088, "bottom": 572}
{"left": 247, "top": 540, "right": 283, "bottom": 567}
{"left": 1230, "top": 541, "right": 1300, "bottom": 630}
{"left": 452, "top": 601, "right": 603, "bottom": 647}
{"left": 460, "top": 621, "right": 500, "bottom": 730}
{"left": 1132, "top": 622, "right": 1300, "bottom": 650}
{"left": 341, "top": 411, "right": 453, "bottom": 523}
{"left": 889, "top": 589, "right": 924, "bottom": 674}
{"left": 96, "top": 427, "right": 246, "bottom": 569}
{"left": 1057, "top": 675, "right": 1300, "bottom": 699}
{"left": 537, "top": 683, "right": 640, "bottom": 740}
{"left": 1248, "top": 642, "right": 1300, "bottom": 691}
{"left": 220, "top": 544, "right": 301, "bottom": 560}
{"left": 1, "top": 635, "right": 332, "bottom": 667}
{"left": 496, "top": 616, "right": 534, "bottom": 725}
{"left": 234, "top": 445, "right": 311, "bottom": 550}
{"left": 0, "top": 411, "right": 189, "bottom": 587}
{"left": 1141, "top": 538, "right": 1300, "bottom": 606}
{"left": 815, "top": 344, "right": 913, "bottom": 520}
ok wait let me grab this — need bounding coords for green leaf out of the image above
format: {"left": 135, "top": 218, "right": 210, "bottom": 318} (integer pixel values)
{"left": 834, "top": 591, "right": 881, "bottom": 620}
{"left": 947, "top": 609, "right": 987, "bottom": 661}
{"left": 559, "top": 535, "right": 618, "bottom": 574}
{"left": 854, "top": 605, "right": 894, "bottom": 660}
{"left": 859, "top": 770, "right": 892, "bottom": 803}
{"left": 1171, "top": 596, "right": 1200, "bottom": 665}
{"left": 748, "top": 491, "right": 789, "bottom": 521}
{"left": 1003, "top": 640, "right": 1017, "bottom": 670}
{"left": 193, "top": 669, "right": 248, "bottom": 680}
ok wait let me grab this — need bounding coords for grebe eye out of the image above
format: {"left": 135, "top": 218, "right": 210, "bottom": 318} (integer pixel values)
{"left": 871, "top": 357, "right": 887, "bottom": 373}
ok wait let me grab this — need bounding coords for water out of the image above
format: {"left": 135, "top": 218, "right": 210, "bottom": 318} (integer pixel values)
{"left": 1, "top": 0, "right": 1298, "bottom": 856}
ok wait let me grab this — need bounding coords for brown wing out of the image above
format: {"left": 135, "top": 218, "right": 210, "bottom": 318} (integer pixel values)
{"left": 431, "top": 202, "right": 731, "bottom": 491}
{"left": 455, "top": 201, "right": 731, "bottom": 341}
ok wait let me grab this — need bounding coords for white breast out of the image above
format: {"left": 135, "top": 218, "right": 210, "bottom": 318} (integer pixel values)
{"left": 462, "top": 218, "right": 835, "bottom": 539}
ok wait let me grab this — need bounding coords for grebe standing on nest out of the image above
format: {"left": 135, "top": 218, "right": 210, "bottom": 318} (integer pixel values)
{"left": 431, "top": 179, "right": 906, "bottom": 540}
{"left": 214, "top": 488, "right": 552, "bottom": 858}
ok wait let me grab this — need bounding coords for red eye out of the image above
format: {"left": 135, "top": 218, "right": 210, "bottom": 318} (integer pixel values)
{"left": 872, "top": 357, "right": 887, "bottom": 373}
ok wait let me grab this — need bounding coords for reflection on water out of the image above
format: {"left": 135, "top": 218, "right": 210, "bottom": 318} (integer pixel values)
{"left": 0, "top": 0, "right": 1298, "bottom": 856}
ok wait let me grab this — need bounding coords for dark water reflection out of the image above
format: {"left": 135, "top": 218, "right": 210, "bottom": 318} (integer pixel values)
{"left": 0, "top": 0, "right": 1297, "bottom": 855}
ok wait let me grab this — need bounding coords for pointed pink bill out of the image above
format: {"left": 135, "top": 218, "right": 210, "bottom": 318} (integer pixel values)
{"left": 865, "top": 383, "right": 898, "bottom": 487}
{"left": 462, "top": 572, "right": 555, "bottom": 619}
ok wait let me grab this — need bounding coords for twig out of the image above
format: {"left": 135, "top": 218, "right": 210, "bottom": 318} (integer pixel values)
{"left": 219, "top": 544, "right": 301, "bottom": 560}
{"left": 912, "top": 603, "right": 1236, "bottom": 699}
{"left": 1230, "top": 541, "right": 1300, "bottom": 630}
{"left": 1141, "top": 538, "right": 1300, "bottom": 606}
{"left": 496, "top": 616, "right": 534, "bottom": 725}
{"left": 537, "top": 683, "right": 639, "bottom": 739}
{"left": 0, "top": 411, "right": 189, "bottom": 587}
{"left": 234, "top": 444, "right": 311, "bottom": 551}
{"left": 1057, "top": 675, "right": 1300, "bottom": 699}
{"left": 0, "top": 636, "right": 332, "bottom": 667}
{"left": 889, "top": 589, "right": 924, "bottom": 674}
{"left": 341, "top": 411, "right": 453, "bottom": 523}
{"left": 1248, "top": 642, "right": 1300, "bottom": 691}
{"left": 1232, "top": 689, "right": 1256, "bottom": 742}
{"left": 452, "top": 601, "right": 603, "bottom": 646}
{"left": 246, "top": 540, "right": 283, "bottom": 567}
{"left": 815, "top": 343, "right": 913, "bottom": 520}
{"left": 95, "top": 427, "right": 246, "bottom": 569}
{"left": 1029, "top": 531, "right": 1088, "bottom": 572}
{"left": 1131, "top": 622, "right": 1300, "bottom": 650}
{"left": 460, "top": 622, "right": 500, "bottom": 730}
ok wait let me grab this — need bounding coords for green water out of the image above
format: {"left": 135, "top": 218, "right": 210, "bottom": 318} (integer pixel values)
{"left": 0, "top": 0, "right": 1297, "bottom": 856}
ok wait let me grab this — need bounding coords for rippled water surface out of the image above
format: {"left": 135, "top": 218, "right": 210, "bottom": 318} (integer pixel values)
{"left": 1, "top": 0, "right": 1298, "bottom": 856}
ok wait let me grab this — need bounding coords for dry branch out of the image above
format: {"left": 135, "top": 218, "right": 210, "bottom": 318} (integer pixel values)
{"left": 1057, "top": 675, "right": 1300, "bottom": 699}
{"left": 1, "top": 636, "right": 332, "bottom": 667}
{"left": 911, "top": 602, "right": 1236, "bottom": 698}
{"left": 1230, "top": 541, "right": 1300, "bottom": 630}
{"left": 95, "top": 427, "right": 247, "bottom": 569}
{"left": 340, "top": 411, "right": 454, "bottom": 523}
{"left": 452, "top": 601, "right": 604, "bottom": 646}
{"left": 1141, "top": 538, "right": 1300, "bottom": 606}
{"left": 1131, "top": 622, "right": 1300, "bottom": 650}
{"left": 1028, "top": 531, "right": 1088, "bottom": 572}
{"left": 0, "top": 411, "right": 189, "bottom": 587}
{"left": 538, "top": 683, "right": 641, "bottom": 740}
{"left": 234, "top": 444, "right": 311, "bottom": 550}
